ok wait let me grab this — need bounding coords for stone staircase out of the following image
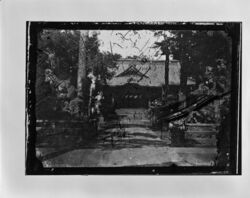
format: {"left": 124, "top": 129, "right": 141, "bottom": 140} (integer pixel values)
{"left": 97, "top": 108, "right": 171, "bottom": 148}
{"left": 99, "top": 108, "right": 151, "bottom": 129}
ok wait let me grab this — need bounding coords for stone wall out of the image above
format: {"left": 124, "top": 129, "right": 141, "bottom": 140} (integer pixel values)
{"left": 185, "top": 123, "right": 219, "bottom": 147}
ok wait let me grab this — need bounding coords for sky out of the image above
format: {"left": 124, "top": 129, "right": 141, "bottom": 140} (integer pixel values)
{"left": 96, "top": 30, "right": 167, "bottom": 60}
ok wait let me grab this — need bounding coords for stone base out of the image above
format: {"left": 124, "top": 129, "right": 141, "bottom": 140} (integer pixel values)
{"left": 185, "top": 123, "right": 218, "bottom": 147}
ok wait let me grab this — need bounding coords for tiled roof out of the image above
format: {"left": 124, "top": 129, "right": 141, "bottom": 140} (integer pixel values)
{"left": 107, "top": 59, "right": 165, "bottom": 87}
{"left": 107, "top": 58, "right": 195, "bottom": 87}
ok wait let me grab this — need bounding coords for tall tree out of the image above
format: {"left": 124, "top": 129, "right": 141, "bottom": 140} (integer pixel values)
{"left": 154, "top": 30, "right": 232, "bottom": 94}
{"left": 78, "top": 30, "right": 89, "bottom": 99}
{"left": 36, "top": 29, "right": 121, "bottom": 119}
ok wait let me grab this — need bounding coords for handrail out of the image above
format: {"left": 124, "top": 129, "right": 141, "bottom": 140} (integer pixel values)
{"left": 152, "top": 91, "right": 230, "bottom": 122}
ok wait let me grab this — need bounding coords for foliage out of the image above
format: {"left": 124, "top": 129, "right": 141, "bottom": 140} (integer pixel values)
{"left": 36, "top": 30, "right": 79, "bottom": 107}
{"left": 36, "top": 30, "right": 121, "bottom": 119}
{"left": 154, "top": 30, "right": 232, "bottom": 164}
{"left": 154, "top": 30, "right": 232, "bottom": 92}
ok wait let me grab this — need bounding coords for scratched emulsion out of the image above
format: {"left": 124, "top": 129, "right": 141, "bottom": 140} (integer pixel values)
{"left": 25, "top": 22, "right": 241, "bottom": 175}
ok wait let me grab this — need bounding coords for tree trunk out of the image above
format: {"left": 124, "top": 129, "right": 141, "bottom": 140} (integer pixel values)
{"left": 165, "top": 53, "right": 169, "bottom": 96}
{"left": 180, "top": 56, "right": 188, "bottom": 95}
{"left": 77, "top": 30, "right": 89, "bottom": 101}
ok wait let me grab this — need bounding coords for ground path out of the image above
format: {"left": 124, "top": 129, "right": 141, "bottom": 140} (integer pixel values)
{"left": 36, "top": 108, "right": 217, "bottom": 167}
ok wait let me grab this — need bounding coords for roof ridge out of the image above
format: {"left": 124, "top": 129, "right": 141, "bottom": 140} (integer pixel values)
{"left": 116, "top": 64, "right": 149, "bottom": 78}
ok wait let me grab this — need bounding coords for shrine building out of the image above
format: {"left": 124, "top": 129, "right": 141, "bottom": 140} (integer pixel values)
{"left": 103, "top": 58, "right": 195, "bottom": 108}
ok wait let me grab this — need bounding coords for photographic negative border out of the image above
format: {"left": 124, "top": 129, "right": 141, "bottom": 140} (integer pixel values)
{"left": 25, "top": 21, "right": 241, "bottom": 175}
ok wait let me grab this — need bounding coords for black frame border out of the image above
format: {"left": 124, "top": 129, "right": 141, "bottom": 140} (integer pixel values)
{"left": 25, "top": 21, "right": 242, "bottom": 175}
